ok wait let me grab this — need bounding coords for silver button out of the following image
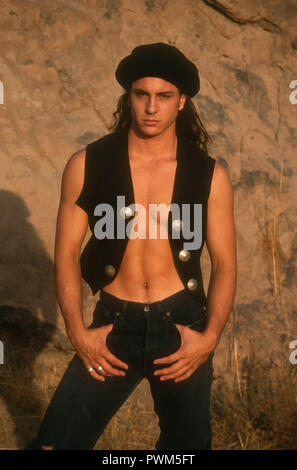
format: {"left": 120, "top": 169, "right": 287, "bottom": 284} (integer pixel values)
{"left": 187, "top": 278, "right": 198, "bottom": 291}
{"left": 120, "top": 206, "right": 133, "bottom": 219}
{"left": 172, "top": 219, "right": 184, "bottom": 231}
{"left": 144, "top": 305, "right": 150, "bottom": 312}
{"left": 178, "top": 249, "right": 190, "bottom": 262}
{"left": 104, "top": 265, "right": 116, "bottom": 277}
{"left": 166, "top": 311, "right": 171, "bottom": 317}
{"left": 115, "top": 311, "right": 121, "bottom": 316}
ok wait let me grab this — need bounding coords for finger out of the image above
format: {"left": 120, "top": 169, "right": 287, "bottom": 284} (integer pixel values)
{"left": 155, "top": 351, "right": 209, "bottom": 377}
{"left": 154, "top": 358, "right": 190, "bottom": 377}
{"left": 158, "top": 363, "right": 191, "bottom": 381}
{"left": 85, "top": 365, "right": 106, "bottom": 382}
{"left": 153, "top": 349, "right": 184, "bottom": 366}
{"left": 81, "top": 353, "right": 107, "bottom": 381}
{"left": 174, "top": 365, "right": 197, "bottom": 383}
{"left": 157, "top": 354, "right": 202, "bottom": 380}
{"left": 103, "top": 348, "right": 129, "bottom": 371}
{"left": 93, "top": 356, "right": 126, "bottom": 377}
{"left": 174, "top": 358, "right": 205, "bottom": 382}
{"left": 91, "top": 362, "right": 113, "bottom": 377}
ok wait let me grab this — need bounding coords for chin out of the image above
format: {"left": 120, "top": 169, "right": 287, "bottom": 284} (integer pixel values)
{"left": 141, "top": 122, "right": 165, "bottom": 133}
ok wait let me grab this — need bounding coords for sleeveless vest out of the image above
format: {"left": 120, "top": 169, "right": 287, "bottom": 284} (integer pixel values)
{"left": 75, "top": 127, "right": 216, "bottom": 305}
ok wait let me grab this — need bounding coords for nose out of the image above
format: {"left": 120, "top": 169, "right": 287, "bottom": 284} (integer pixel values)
{"left": 145, "top": 96, "right": 157, "bottom": 115}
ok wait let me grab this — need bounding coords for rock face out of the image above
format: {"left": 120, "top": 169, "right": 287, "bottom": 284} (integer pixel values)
{"left": 0, "top": 0, "right": 296, "bottom": 450}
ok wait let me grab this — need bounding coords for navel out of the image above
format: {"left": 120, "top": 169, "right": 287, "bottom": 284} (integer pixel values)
{"left": 143, "top": 280, "right": 150, "bottom": 303}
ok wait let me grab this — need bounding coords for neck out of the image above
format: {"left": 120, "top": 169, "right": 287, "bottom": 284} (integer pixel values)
{"left": 127, "top": 122, "right": 178, "bottom": 159}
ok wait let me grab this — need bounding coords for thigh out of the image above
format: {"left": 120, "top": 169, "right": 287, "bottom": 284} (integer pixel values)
{"left": 149, "top": 352, "right": 214, "bottom": 450}
{"left": 25, "top": 303, "right": 143, "bottom": 450}
{"left": 148, "top": 298, "right": 215, "bottom": 450}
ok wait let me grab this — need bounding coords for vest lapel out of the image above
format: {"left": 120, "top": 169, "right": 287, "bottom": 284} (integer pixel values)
{"left": 117, "top": 126, "right": 185, "bottom": 212}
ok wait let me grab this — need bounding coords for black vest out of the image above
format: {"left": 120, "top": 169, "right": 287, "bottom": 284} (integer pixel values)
{"left": 75, "top": 127, "right": 216, "bottom": 305}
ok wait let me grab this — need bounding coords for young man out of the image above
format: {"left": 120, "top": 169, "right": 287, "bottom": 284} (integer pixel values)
{"left": 25, "top": 43, "right": 236, "bottom": 450}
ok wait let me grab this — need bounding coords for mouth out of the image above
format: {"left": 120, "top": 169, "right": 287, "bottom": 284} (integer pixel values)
{"left": 143, "top": 120, "right": 159, "bottom": 125}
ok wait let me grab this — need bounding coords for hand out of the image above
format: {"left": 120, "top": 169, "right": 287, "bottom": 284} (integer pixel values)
{"left": 153, "top": 324, "right": 214, "bottom": 383}
{"left": 67, "top": 325, "right": 129, "bottom": 382}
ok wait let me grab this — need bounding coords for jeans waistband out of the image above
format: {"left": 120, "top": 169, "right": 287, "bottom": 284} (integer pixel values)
{"left": 99, "top": 288, "right": 198, "bottom": 315}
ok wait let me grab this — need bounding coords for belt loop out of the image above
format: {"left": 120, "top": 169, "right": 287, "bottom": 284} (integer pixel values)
{"left": 122, "top": 300, "right": 128, "bottom": 312}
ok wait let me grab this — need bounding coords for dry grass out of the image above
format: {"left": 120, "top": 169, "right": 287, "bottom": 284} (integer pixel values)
{"left": 212, "top": 162, "right": 297, "bottom": 451}
{"left": 211, "top": 329, "right": 297, "bottom": 450}
{"left": 0, "top": 325, "right": 296, "bottom": 450}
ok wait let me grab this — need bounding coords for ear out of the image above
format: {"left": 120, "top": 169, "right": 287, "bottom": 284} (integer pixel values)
{"left": 178, "top": 93, "right": 187, "bottom": 111}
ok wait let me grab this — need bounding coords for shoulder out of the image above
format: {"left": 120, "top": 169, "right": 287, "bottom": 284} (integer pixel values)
{"left": 87, "top": 130, "right": 122, "bottom": 152}
{"left": 195, "top": 146, "right": 216, "bottom": 167}
{"left": 212, "top": 161, "right": 232, "bottom": 186}
{"left": 209, "top": 161, "right": 234, "bottom": 204}
{"left": 186, "top": 141, "right": 216, "bottom": 172}
{"left": 62, "top": 129, "right": 117, "bottom": 177}
{"left": 63, "top": 147, "right": 86, "bottom": 181}
{"left": 60, "top": 148, "right": 87, "bottom": 203}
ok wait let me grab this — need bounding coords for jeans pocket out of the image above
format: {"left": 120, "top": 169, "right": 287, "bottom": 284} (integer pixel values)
{"left": 89, "top": 302, "right": 120, "bottom": 334}
{"left": 168, "top": 305, "right": 207, "bottom": 336}
{"left": 183, "top": 317, "right": 206, "bottom": 333}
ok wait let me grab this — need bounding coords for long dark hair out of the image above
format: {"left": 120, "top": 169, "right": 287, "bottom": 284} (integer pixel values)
{"left": 107, "top": 89, "right": 212, "bottom": 153}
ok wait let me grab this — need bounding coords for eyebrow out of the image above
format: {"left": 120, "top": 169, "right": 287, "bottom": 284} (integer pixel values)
{"left": 133, "top": 88, "right": 174, "bottom": 95}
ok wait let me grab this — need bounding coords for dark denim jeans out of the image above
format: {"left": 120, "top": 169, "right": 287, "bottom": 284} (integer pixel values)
{"left": 24, "top": 288, "right": 215, "bottom": 450}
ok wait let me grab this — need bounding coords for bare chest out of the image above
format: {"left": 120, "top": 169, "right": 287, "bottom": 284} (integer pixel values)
{"left": 129, "top": 156, "right": 177, "bottom": 215}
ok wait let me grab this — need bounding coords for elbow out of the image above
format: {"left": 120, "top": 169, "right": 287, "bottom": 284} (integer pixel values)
{"left": 211, "top": 257, "right": 237, "bottom": 275}
{"left": 54, "top": 251, "right": 80, "bottom": 275}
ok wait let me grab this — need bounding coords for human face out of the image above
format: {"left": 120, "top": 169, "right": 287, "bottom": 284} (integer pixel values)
{"left": 128, "top": 77, "right": 186, "bottom": 136}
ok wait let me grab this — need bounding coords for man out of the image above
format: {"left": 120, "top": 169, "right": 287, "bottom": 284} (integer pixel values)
{"left": 24, "top": 43, "right": 236, "bottom": 450}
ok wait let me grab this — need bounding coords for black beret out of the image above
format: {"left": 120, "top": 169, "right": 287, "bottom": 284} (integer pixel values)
{"left": 115, "top": 42, "right": 200, "bottom": 97}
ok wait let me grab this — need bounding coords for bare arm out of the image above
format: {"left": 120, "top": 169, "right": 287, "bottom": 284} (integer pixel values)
{"left": 54, "top": 148, "right": 89, "bottom": 336}
{"left": 153, "top": 160, "right": 237, "bottom": 380}
{"left": 204, "top": 161, "right": 237, "bottom": 350}
{"left": 54, "top": 149, "right": 129, "bottom": 380}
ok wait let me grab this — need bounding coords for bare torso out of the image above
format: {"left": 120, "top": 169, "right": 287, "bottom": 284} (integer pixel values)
{"left": 101, "top": 145, "right": 184, "bottom": 303}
